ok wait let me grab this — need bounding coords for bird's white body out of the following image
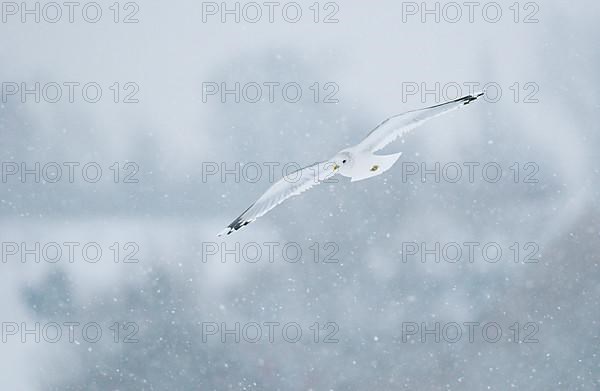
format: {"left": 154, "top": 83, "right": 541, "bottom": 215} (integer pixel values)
{"left": 218, "top": 92, "right": 485, "bottom": 236}
{"left": 336, "top": 148, "right": 402, "bottom": 183}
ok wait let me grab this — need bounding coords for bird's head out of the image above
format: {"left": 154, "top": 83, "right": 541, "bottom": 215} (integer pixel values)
{"left": 331, "top": 150, "right": 353, "bottom": 174}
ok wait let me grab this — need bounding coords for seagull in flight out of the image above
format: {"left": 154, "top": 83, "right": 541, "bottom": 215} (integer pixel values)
{"left": 218, "top": 93, "right": 485, "bottom": 236}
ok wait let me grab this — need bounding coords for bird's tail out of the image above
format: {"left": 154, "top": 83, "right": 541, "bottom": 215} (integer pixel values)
{"left": 349, "top": 152, "right": 402, "bottom": 182}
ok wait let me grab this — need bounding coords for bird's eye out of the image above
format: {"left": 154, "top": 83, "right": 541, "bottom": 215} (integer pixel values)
{"left": 342, "top": 159, "right": 347, "bottom": 164}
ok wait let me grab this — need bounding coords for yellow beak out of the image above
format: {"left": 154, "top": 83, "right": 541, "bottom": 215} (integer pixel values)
{"left": 333, "top": 164, "right": 340, "bottom": 171}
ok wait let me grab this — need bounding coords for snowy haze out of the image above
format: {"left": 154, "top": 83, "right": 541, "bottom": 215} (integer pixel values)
{"left": 1, "top": 0, "right": 599, "bottom": 389}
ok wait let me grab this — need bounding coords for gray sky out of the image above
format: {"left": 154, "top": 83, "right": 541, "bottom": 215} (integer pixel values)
{"left": 1, "top": 0, "right": 599, "bottom": 389}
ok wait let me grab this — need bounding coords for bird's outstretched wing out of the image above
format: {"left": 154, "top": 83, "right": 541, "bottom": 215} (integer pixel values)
{"left": 218, "top": 160, "right": 337, "bottom": 236}
{"left": 356, "top": 92, "right": 485, "bottom": 153}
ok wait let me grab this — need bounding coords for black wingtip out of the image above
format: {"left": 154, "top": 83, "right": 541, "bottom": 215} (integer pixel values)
{"left": 217, "top": 219, "right": 250, "bottom": 237}
{"left": 217, "top": 204, "right": 255, "bottom": 237}
{"left": 460, "top": 91, "right": 485, "bottom": 105}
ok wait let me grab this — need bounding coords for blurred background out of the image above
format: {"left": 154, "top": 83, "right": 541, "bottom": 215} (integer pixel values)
{"left": 1, "top": 0, "right": 599, "bottom": 389}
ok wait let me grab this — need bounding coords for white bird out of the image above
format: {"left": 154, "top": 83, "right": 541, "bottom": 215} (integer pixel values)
{"left": 218, "top": 93, "right": 485, "bottom": 236}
